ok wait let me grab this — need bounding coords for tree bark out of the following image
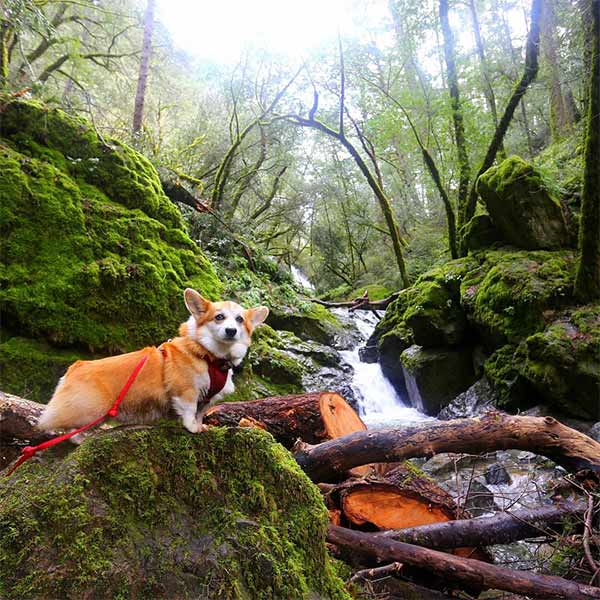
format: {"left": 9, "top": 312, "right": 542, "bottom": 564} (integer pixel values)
{"left": 293, "top": 412, "right": 600, "bottom": 482}
{"left": 462, "top": 0, "right": 543, "bottom": 233}
{"left": 377, "top": 500, "right": 587, "bottom": 549}
{"left": 132, "top": 0, "right": 155, "bottom": 135}
{"left": 0, "top": 390, "right": 48, "bottom": 442}
{"left": 439, "top": 0, "right": 471, "bottom": 231}
{"left": 541, "top": 0, "right": 577, "bottom": 140}
{"left": 574, "top": 0, "right": 600, "bottom": 302}
{"left": 204, "top": 392, "right": 366, "bottom": 449}
{"left": 468, "top": 0, "right": 504, "bottom": 158}
{"left": 328, "top": 524, "right": 600, "bottom": 599}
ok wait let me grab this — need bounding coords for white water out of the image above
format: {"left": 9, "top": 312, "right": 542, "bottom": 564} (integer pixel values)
{"left": 290, "top": 266, "right": 315, "bottom": 291}
{"left": 334, "top": 309, "right": 433, "bottom": 429}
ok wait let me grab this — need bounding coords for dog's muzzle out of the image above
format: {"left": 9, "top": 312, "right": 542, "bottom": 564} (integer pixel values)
{"left": 225, "top": 328, "right": 237, "bottom": 339}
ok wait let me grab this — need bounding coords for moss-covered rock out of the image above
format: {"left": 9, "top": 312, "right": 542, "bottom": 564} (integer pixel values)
{"left": 483, "top": 344, "right": 531, "bottom": 410}
{"left": 267, "top": 303, "right": 346, "bottom": 346}
{"left": 400, "top": 344, "right": 476, "bottom": 416}
{"left": 461, "top": 213, "right": 502, "bottom": 252}
{"left": 0, "top": 100, "right": 222, "bottom": 400}
{"left": 0, "top": 426, "right": 349, "bottom": 599}
{"left": 520, "top": 306, "right": 600, "bottom": 420}
{"left": 477, "top": 156, "right": 570, "bottom": 250}
{"left": 403, "top": 258, "right": 477, "bottom": 347}
{"left": 0, "top": 337, "right": 93, "bottom": 402}
{"left": 460, "top": 249, "right": 575, "bottom": 346}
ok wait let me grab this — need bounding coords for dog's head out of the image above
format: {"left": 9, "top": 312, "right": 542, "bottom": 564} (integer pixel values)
{"left": 182, "top": 288, "right": 269, "bottom": 363}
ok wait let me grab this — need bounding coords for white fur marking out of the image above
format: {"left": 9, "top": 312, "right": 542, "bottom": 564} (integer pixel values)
{"left": 172, "top": 396, "right": 199, "bottom": 433}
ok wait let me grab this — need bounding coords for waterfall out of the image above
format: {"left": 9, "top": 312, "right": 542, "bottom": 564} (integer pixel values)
{"left": 335, "top": 309, "right": 433, "bottom": 429}
{"left": 290, "top": 266, "right": 315, "bottom": 291}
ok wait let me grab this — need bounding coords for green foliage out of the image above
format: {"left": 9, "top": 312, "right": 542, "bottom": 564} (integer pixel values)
{"left": 0, "top": 427, "right": 349, "bottom": 599}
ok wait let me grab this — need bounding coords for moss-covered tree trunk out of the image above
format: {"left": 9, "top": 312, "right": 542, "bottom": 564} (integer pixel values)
{"left": 439, "top": 0, "right": 471, "bottom": 231}
{"left": 574, "top": 0, "right": 600, "bottom": 302}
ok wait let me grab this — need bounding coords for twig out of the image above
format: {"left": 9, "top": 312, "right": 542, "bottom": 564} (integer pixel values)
{"left": 348, "top": 562, "right": 403, "bottom": 584}
{"left": 584, "top": 494, "right": 599, "bottom": 577}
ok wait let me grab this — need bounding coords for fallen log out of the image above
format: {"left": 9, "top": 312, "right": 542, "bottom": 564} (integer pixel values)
{"left": 332, "top": 463, "right": 458, "bottom": 528}
{"left": 294, "top": 412, "right": 600, "bottom": 482}
{"left": 328, "top": 524, "right": 600, "bottom": 599}
{"left": 376, "top": 500, "right": 587, "bottom": 549}
{"left": 328, "top": 463, "right": 489, "bottom": 561}
{"left": 0, "top": 390, "right": 367, "bottom": 452}
{"left": 205, "top": 392, "right": 366, "bottom": 449}
{"left": 0, "top": 390, "right": 47, "bottom": 442}
{"left": 309, "top": 290, "right": 401, "bottom": 312}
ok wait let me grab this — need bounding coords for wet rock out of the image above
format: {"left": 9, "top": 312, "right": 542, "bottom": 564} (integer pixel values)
{"left": 400, "top": 345, "right": 476, "bottom": 416}
{"left": 438, "top": 378, "right": 498, "bottom": 420}
{"left": 358, "top": 339, "right": 379, "bottom": 363}
{"left": 463, "top": 479, "right": 498, "bottom": 515}
{"left": 590, "top": 423, "right": 600, "bottom": 442}
{"left": 477, "top": 156, "right": 570, "bottom": 250}
{"left": 485, "top": 463, "right": 512, "bottom": 486}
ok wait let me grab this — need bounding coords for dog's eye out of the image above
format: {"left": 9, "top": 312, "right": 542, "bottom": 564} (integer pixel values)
{"left": 235, "top": 316, "right": 244, "bottom": 323}
{"left": 215, "top": 314, "right": 225, "bottom": 321}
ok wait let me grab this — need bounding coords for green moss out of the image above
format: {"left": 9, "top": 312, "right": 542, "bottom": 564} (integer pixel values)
{"left": 520, "top": 305, "right": 600, "bottom": 419}
{"left": 0, "top": 101, "right": 222, "bottom": 369}
{"left": 0, "top": 337, "right": 91, "bottom": 402}
{"left": 460, "top": 249, "right": 575, "bottom": 346}
{"left": 0, "top": 427, "right": 349, "bottom": 599}
{"left": 483, "top": 344, "right": 530, "bottom": 409}
{"left": 477, "top": 156, "right": 570, "bottom": 250}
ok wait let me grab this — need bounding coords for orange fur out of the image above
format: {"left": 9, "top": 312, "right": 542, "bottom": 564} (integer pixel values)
{"left": 38, "top": 290, "right": 269, "bottom": 434}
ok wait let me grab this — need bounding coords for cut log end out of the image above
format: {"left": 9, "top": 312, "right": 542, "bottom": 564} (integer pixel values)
{"left": 319, "top": 392, "right": 366, "bottom": 439}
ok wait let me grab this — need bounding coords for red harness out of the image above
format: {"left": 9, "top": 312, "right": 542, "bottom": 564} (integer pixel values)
{"left": 5, "top": 351, "right": 231, "bottom": 477}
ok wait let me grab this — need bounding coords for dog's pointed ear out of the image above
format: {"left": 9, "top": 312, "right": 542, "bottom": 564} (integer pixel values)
{"left": 184, "top": 288, "right": 211, "bottom": 320}
{"left": 248, "top": 306, "right": 269, "bottom": 328}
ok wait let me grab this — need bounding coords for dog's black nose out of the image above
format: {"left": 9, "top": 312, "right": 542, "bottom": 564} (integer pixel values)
{"left": 225, "top": 328, "right": 237, "bottom": 338}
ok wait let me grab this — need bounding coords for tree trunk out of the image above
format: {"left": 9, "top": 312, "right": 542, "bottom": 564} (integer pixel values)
{"left": 574, "top": 0, "right": 600, "bottom": 302}
{"left": 377, "top": 500, "right": 587, "bottom": 549}
{"left": 293, "top": 413, "right": 600, "bottom": 482}
{"left": 132, "top": 0, "right": 155, "bottom": 135}
{"left": 328, "top": 524, "right": 600, "bottom": 599}
{"left": 439, "top": 0, "right": 471, "bottom": 231}
{"left": 468, "top": 0, "right": 504, "bottom": 158}
{"left": 461, "top": 0, "right": 542, "bottom": 235}
{"left": 541, "top": 0, "right": 577, "bottom": 140}
{"left": 204, "top": 392, "right": 366, "bottom": 449}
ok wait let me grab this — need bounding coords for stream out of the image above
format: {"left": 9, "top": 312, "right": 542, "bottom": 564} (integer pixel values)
{"left": 333, "top": 309, "right": 432, "bottom": 429}
{"left": 292, "top": 269, "right": 562, "bottom": 571}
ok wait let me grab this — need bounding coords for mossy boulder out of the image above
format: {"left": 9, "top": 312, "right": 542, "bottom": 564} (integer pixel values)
{"left": 267, "top": 303, "right": 348, "bottom": 347}
{"left": 400, "top": 344, "right": 476, "bottom": 416}
{"left": 461, "top": 213, "right": 502, "bottom": 252}
{"left": 477, "top": 156, "right": 570, "bottom": 250}
{"left": 0, "top": 426, "right": 349, "bottom": 599}
{"left": 403, "top": 258, "right": 476, "bottom": 347}
{"left": 483, "top": 344, "right": 531, "bottom": 410}
{"left": 460, "top": 249, "right": 575, "bottom": 347}
{"left": 0, "top": 100, "right": 222, "bottom": 400}
{"left": 520, "top": 306, "right": 600, "bottom": 420}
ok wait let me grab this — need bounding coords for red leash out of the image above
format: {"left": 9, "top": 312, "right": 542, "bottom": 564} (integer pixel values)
{"left": 4, "top": 354, "right": 149, "bottom": 477}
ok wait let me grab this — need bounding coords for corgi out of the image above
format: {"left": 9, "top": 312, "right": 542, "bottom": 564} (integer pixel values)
{"left": 37, "top": 289, "right": 269, "bottom": 435}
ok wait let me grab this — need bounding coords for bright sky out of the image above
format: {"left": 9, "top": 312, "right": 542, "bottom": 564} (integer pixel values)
{"left": 156, "top": 0, "right": 364, "bottom": 63}
{"left": 156, "top": 0, "right": 528, "bottom": 69}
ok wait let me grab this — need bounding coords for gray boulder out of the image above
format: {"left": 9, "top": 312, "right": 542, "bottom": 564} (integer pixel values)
{"left": 400, "top": 345, "right": 476, "bottom": 416}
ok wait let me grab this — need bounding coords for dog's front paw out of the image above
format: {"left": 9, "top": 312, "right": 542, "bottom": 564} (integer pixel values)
{"left": 183, "top": 418, "right": 200, "bottom": 433}
{"left": 198, "top": 423, "right": 209, "bottom": 433}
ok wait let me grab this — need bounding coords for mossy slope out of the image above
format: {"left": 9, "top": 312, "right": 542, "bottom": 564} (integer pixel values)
{"left": 0, "top": 426, "right": 348, "bottom": 599}
{"left": 0, "top": 100, "right": 222, "bottom": 400}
